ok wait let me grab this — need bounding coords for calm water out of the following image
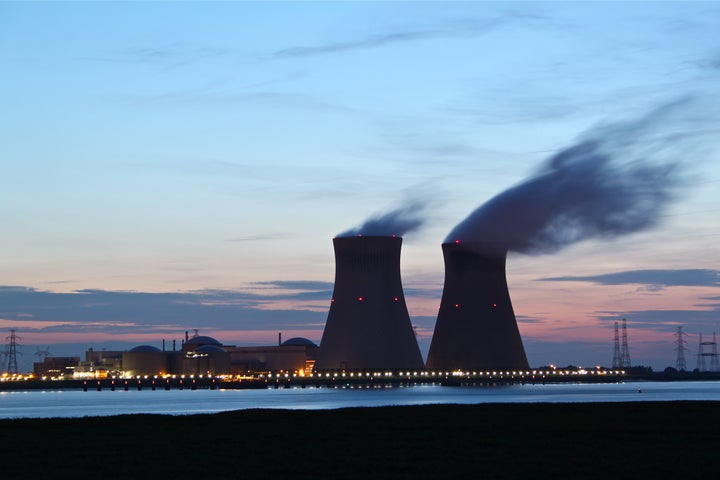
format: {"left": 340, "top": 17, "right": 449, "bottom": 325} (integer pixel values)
{"left": 1, "top": 381, "right": 719, "bottom": 419}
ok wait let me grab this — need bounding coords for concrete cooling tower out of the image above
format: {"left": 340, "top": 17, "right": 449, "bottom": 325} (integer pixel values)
{"left": 426, "top": 241, "right": 529, "bottom": 371}
{"left": 315, "top": 235, "right": 424, "bottom": 370}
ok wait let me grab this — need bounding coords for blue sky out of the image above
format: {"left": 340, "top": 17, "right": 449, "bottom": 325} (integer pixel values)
{"left": 1, "top": 1, "right": 719, "bottom": 372}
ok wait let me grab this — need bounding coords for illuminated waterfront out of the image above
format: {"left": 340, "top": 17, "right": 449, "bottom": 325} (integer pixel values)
{"left": 3, "top": 381, "right": 720, "bottom": 419}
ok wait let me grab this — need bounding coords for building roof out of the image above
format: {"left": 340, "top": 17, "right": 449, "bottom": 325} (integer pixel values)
{"left": 281, "top": 337, "right": 317, "bottom": 347}
{"left": 195, "top": 345, "right": 227, "bottom": 354}
{"left": 185, "top": 335, "right": 222, "bottom": 346}
{"left": 128, "top": 345, "right": 162, "bottom": 353}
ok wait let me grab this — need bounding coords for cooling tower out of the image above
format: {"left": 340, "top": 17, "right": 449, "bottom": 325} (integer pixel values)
{"left": 315, "top": 235, "right": 424, "bottom": 370}
{"left": 426, "top": 241, "right": 529, "bottom": 371}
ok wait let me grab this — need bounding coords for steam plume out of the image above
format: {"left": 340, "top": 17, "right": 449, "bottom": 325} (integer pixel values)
{"left": 338, "top": 200, "right": 427, "bottom": 238}
{"left": 446, "top": 96, "right": 718, "bottom": 253}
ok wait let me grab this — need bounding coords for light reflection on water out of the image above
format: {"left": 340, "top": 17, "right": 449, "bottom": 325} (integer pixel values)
{"left": 1, "top": 381, "right": 719, "bottom": 419}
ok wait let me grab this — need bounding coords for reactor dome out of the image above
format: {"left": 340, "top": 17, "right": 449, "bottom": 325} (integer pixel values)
{"left": 129, "top": 345, "right": 162, "bottom": 353}
{"left": 184, "top": 335, "right": 222, "bottom": 346}
{"left": 123, "top": 345, "right": 167, "bottom": 376}
{"left": 281, "top": 337, "right": 317, "bottom": 347}
{"left": 195, "top": 345, "right": 226, "bottom": 354}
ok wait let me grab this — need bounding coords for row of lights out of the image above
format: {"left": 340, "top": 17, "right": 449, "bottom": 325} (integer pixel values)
{"left": 261, "top": 369, "right": 626, "bottom": 379}
{"left": 0, "top": 373, "right": 33, "bottom": 381}
{"left": 8, "top": 369, "right": 627, "bottom": 382}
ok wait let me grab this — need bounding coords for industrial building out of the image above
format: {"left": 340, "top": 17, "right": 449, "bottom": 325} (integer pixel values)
{"left": 33, "top": 332, "right": 317, "bottom": 378}
{"left": 32, "top": 356, "right": 81, "bottom": 378}
{"left": 315, "top": 235, "right": 424, "bottom": 370}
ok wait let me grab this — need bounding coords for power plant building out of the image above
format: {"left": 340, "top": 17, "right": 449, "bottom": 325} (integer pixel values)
{"left": 426, "top": 241, "right": 529, "bottom": 371}
{"left": 227, "top": 337, "right": 317, "bottom": 373}
{"left": 35, "top": 332, "right": 318, "bottom": 378}
{"left": 315, "top": 235, "right": 424, "bottom": 370}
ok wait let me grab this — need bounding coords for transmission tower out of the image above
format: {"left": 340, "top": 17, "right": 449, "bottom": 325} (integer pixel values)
{"left": 696, "top": 332, "right": 719, "bottom": 372}
{"left": 697, "top": 333, "right": 707, "bottom": 371}
{"left": 619, "top": 318, "right": 631, "bottom": 368}
{"left": 35, "top": 347, "right": 51, "bottom": 362}
{"left": 612, "top": 321, "right": 622, "bottom": 368}
{"left": 5, "top": 329, "right": 20, "bottom": 374}
{"left": 675, "top": 326, "right": 687, "bottom": 371}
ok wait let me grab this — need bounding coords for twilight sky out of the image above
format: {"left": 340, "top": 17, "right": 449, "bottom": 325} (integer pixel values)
{"left": 2, "top": 1, "right": 719, "bottom": 372}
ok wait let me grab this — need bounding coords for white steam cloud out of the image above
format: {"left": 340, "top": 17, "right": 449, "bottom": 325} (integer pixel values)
{"left": 446, "top": 96, "right": 719, "bottom": 253}
{"left": 338, "top": 200, "right": 427, "bottom": 238}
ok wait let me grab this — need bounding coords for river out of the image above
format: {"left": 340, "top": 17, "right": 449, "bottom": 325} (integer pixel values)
{"left": 2, "top": 380, "right": 720, "bottom": 419}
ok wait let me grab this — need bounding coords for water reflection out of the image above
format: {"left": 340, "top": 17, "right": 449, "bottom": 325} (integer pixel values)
{"left": 1, "top": 381, "right": 719, "bottom": 419}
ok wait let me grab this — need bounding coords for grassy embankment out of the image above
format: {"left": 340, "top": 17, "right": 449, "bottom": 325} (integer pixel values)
{"left": 1, "top": 401, "right": 718, "bottom": 479}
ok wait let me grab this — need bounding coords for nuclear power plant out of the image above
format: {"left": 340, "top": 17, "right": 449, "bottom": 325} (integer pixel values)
{"left": 315, "top": 235, "right": 425, "bottom": 370}
{"left": 426, "top": 241, "right": 529, "bottom": 371}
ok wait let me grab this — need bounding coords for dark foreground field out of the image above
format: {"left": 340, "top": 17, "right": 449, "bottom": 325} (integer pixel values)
{"left": 1, "top": 401, "right": 718, "bottom": 479}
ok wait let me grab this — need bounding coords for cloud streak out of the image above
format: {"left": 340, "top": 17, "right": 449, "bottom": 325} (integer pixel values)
{"left": 272, "top": 14, "right": 543, "bottom": 59}
{"left": 596, "top": 306, "right": 720, "bottom": 332}
{"left": 226, "top": 233, "right": 291, "bottom": 243}
{"left": 0, "top": 285, "right": 329, "bottom": 334}
{"left": 540, "top": 269, "right": 720, "bottom": 287}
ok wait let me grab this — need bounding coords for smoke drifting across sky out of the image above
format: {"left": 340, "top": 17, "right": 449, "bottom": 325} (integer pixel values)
{"left": 338, "top": 200, "right": 427, "bottom": 238}
{"left": 446, "top": 96, "right": 719, "bottom": 254}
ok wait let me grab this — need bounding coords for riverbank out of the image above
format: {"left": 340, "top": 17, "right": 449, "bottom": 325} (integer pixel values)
{"left": 1, "top": 401, "right": 718, "bottom": 479}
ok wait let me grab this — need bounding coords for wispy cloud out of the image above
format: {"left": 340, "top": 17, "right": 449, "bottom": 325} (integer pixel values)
{"left": 272, "top": 14, "right": 544, "bottom": 59}
{"left": 88, "top": 43, "right": 228, "bottom": 70}
{"left": 274, "top": 29, "right": 446, "bottom": 59}
{"left": 595, "top": 304, "right": 720, "bottom": 333}
{"left": 226, "top": 233, "right": 291, "bottom": 243}
{"left": 0, "top": 286, "right": 328, "bottom": 334}
{"left": 121, "top": 90, "right": 357, "bottom": 114}
{"left": 539, "top": 269, "right": 720, "bottom": 288}
{"left": 250, "top": 280, "right": 334, "bottom": 291}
